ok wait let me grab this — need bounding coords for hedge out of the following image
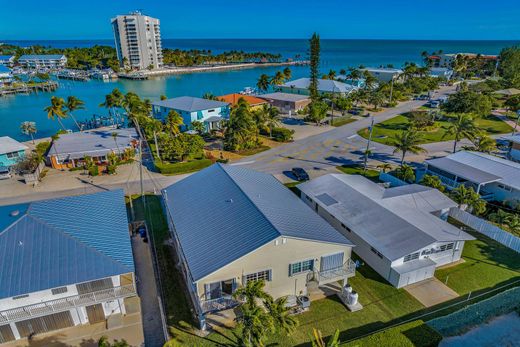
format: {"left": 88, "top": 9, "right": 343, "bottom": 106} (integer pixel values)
{"left": 155, "top": 159, "right": 213, "bottom": 175}
{"left": 271, "top": 127, "right": 294, "bottom": 142}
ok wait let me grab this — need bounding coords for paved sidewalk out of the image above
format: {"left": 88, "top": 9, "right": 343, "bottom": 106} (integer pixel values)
{"left": 404, "top": 277, "right": 459, "bottom": 307}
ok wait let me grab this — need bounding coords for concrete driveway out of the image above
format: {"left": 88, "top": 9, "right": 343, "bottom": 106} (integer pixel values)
{"left": 404, "top": 277, "right": 459, "bottom": 307}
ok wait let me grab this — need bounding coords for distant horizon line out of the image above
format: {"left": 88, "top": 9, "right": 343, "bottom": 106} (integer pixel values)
{"left": 2, "top": 38, "right": 520, "bottom": 42}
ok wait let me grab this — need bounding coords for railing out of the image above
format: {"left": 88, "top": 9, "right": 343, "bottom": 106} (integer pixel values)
{"left": 0, "top": 284, "right": 136, "bottom": 324}
{"left": 314, "top": 259, "right": 356, "bottom": 285}
{"left": 200, "top": 295, "right": 240, "bottom": 314}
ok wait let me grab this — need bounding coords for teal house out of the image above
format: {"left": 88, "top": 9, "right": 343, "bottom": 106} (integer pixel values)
{"left": 152, "top": 96, "right": 230, "bottom": 132}
{"left": 0, "top": 136, "right": 28, "bottom": 168}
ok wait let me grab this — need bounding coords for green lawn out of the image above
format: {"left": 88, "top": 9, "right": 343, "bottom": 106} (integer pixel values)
{"left": 331, "top": 116, "right": 357, "bottom": 127}
{"left": 337, "top": 164, "right": 381, "bottom": 182}
{"left": 435, "top": 226, "right": 520, "bottom": 295}
{"left": 358, "top": 114, "right": 514, "bottom": 146}
{"left": 235, "top": 145, "right": 270, "bottom": 156}
{"left": 155, "top": 158, "right": 213, "bottom": 175}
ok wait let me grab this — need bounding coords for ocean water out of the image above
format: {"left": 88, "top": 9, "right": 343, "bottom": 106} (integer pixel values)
{"left": 1, "top": 39, "right": 518, "bottom": 141}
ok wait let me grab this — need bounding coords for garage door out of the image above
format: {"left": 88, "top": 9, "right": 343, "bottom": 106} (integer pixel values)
{"left": 86, "top": 304, "right": 106, "bottom": 324}
{"left": 15, "top": 311, "right": 74, "bottom": 338}
{"left": 0, "top": 324, "right": 15, "bottom": 343}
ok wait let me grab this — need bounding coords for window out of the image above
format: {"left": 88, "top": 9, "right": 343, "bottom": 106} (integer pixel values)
{"left": 6, "top": 151, "right": 19, "bottom": 159}
{"left": 446, "top": 243, "right": 454, "bottom": 250}
{"left": 207, "top": 109, "right": 215, "bottom": 113}
{"left": 289, "top": 259, "right": 314, "bottom": 276}
{"left": 51, "top": 287, "right": 68, "bottom": 295}
{"left": 404, "top": 252, "right": 420, "bottom": 262}
{"left": 244, "top": 270, "right": 272, "bottom": 284}
{"left": 13, "top": 294, "right": 29, "bottom": 300}
{"left": 370, "top": 247, "right": 383, "bottom": 259}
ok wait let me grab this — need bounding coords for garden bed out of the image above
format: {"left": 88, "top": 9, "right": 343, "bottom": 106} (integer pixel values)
{"left": 336, "top": 164, "right": 381, "bottom": 182}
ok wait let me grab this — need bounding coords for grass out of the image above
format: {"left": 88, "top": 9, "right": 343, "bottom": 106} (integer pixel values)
{"left": 435, "top": 226, "right": 520, "bottom": 296}
{"left": 155, "top": 158, "right": 213, "bottom": 175}
{"left": 331, "top": 116, "right": 357, "bottom": 127}
{"left": 235, "top": 145, "right": 270, "bottom": 156}
{"left": 132, "top": 196, "right": 520, "bottom": 347}
{"left": 336, "top": 164, "right": 381, "bottom": 182}
{"left": 358, "top": 113, "right": 514, "bottom": 146}
{"left": 342, "top": 320, "right": 442, "bottom": 347}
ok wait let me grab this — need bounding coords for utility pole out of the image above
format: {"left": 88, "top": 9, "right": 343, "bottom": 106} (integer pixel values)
{"left": 363, "top": 117, "right": 374, "bottom": 174}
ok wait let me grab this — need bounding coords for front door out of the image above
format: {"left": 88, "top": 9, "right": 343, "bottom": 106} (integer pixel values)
{"left": 320, "top": 253, "right": 344, "bottom": 272}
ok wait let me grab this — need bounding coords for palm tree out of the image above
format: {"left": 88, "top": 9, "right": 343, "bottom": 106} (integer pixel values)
{"left": 202, "top": 92, "right": 218, "bottom": 100}
{"left": 270, "top": 71, "right": 285, "bottom": 87}
{"left": 327, "top": 69, "right": 336, "bottom": 80}
{"left": 191, "top": 120, "right": 205, "bottom": 133}
{"left": 236, "top": 303, "right": 274, "bottom": 347}
{"left": 451, "top": 185, "right": 486, "bottom": 215}
{"left": 311, "top": 329, "right": 341, "bottom": 347}
{"left": 392, "top": 128, "right": 426, "bottom": 166}
{"left": 45, "top": 96, "right": 68, "bottom": 131}
{"left": 506, "top": 214, "right": 520, "bottom": 234}
{"left": 259, "top": 104, "right": 281, "bottom": 138}
{"left": 348, "top": 67, "right": 362, "bottom": 80}
{"left": 20, "top": 121, "right": 37, "bottom": 144}
{"left": 443, "top": 113, "right": 479, "bottom": 153}
{"left": 165, "top": 110, "right": 184, "bottom": 136}
{"left": 263, "top": 296, "right": 298, "bottom": 334}
{"left": 489, "top": 209, "right": 511, "bottom": 226}
{"left": 377, "top": 163, "right": 392, "bottom": 173}
{"left": 283, "top": 67, "right": 292, "bottom": 80}
{"left": 65, "top": 96, "right": 85, "bottom": 131}
{"left": 395, "top": 164, "right": 416, "bottom": 182}
{"left": 111, "top": 132, "right": 121, "bottom": 156}
{"left": 472, "top": 135, "right": 496, "bottom": 153}
{"left": 233, "top": 280, "right": 270, "bottom": 307}
{"left": 257, "top": 74, "right": 270, "bottom": 92}
{"left": 420, "top": 174, "right": 445, "bottom": 192}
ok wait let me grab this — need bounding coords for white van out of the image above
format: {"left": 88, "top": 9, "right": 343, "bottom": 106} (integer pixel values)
{"left": 0, "top": 166, "right": 11, "bottom": 180}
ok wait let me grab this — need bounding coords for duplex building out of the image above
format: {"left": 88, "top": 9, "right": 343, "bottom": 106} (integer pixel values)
{"left": 259, "top": 92, "right": 311, "bottom": 113}
{"left": 47, "top": 128, "right": 138, "bottom": 170}
{"left": 278, "top": 78, "right": 357, "bottom": 96}
{"left": 18, "top": 54, "right": 67, "bottom": 69}
{"left": 299, "top": 174, "right": 474, "bottom": 288}
{"left": 111, "top": 11, "right": 163, "bottom": 70}
{"left": 162, "top": 164, "right": 355, "bottom": 329}
{"left": 429, "top": 53, "right": 498, "bottom": 68}
{"left": 425, "top": 151, "right": 520, "bottom": 204}
{"left": 152, "top": 96, "right": 230, "bottom": 132}
{"left": 0, "top": 136, "right": 28, "bottom": 168}
{"left": 359, "top": 67, "right": 404, "bottom": 82}
{"left": 0, "top": 55, "right": 15, "bottom": 67}
{"left": 0, "top": 190, "right": 142, "bottom": 344}
{"left": 429, "top": 67, "right": 453, "bottom": 79}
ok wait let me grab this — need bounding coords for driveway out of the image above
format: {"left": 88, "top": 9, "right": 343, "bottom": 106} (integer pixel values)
{"left": 404, "top": 277, "right": 459, "bottom": 307}
{"left": 132, "top": 235, "right": 167, "bottom": 347}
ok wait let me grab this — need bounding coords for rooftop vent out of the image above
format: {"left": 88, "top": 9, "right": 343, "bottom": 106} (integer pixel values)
{"left": 10, "top": 210, "right": 20, "bottom": 217}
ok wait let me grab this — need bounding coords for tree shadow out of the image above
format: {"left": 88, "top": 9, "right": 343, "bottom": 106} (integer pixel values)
{"left": 25, "top": 334, "right": 71, "bottom": 347}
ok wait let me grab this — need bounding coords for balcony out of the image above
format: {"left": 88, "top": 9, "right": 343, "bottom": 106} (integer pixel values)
{"left": 200, "top": 295, "right": 240, "bottom": 313}
{"left": 309, "top": 259, "right": 356, "bottom": 286}
{"left": 0, "top": 284, "right": 136, "bottom": 324}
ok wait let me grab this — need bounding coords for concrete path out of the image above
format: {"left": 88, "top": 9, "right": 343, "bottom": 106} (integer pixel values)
{"left": 404, "top": 277, "right": 459, "bottom": 307}
{"left": 132, "top": 236, "right": 167, "bottom": 347}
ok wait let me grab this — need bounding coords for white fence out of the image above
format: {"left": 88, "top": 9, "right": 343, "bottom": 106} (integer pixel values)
{"left": 449, "top": 207, "right": 520, "bottom": 253}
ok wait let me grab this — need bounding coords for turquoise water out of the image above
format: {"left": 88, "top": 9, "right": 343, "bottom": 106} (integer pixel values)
{"left": 1, "top": 39, "right": 518, "bottom": 141}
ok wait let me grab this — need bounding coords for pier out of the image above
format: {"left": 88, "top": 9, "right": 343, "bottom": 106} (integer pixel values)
{"left": 0, "top": 81, "right": 58, "bottom": 97}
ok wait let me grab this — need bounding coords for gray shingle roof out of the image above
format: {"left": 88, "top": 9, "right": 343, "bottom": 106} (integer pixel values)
{"left": 299, "top": 174, "right": 473, "bottom": 261}
{"left": 162, "top": 164, "right": 353, "bottom": 281}
{"left": 426, "top": 151, "right": 519, "bottom": 188}
{"left": 281, "top": 78, "right": 357, "bottom": 93}
{"left": 48, "top": 128, "right": 138, "bottom": 161}
{"left": 0, "top": 136, "right": 28, "bottom": 155}
{"left": 259, "top": 92, "right": 310, "bottom": 102}
{"left": 152, "top": 96, "right": 229, "bottom": 112}
{"left": 0, "top": 190, "right": 134, "bottom": 299}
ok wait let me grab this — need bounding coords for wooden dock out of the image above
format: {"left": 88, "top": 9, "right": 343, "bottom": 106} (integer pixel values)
{"left": 0, "top": 81, "right": 58, "bottom": 97}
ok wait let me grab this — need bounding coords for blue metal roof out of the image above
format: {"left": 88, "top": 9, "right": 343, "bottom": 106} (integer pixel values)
{"left": 0, "top": 55, "right": 14, "bottom": 61}
{"left": 0, "top": 190, "right": 134, "bottom": 299}
{"left": 18, "top": 54, "right": 66, "bottom": 60}
{"left": 162, "top": 164, "right": 353, "bottom": 282}
{"left": 152, "top": 96, "right": 229, "bottom": 112}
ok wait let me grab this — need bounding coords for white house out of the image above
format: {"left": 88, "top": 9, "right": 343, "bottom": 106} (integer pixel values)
{"left": 0, "top": 55, "right": 15, "bottom": 67}
{"left": 278, "top": 78, "right": 358, "bottom": 96}
{"left": 162, "top": 164, "right": 355, "bottom": 329}
{"left": 299, "top": 174, "right": 474, "bottom": 288}
{"left": 359, "top": 67, "right": 404, "bottom": 82}
{"left": 0, "top": 190, "right": 143, "bottom": 344}
{"left": 152, "top": 96, "right": 230, "bottom": 132}
{"left": 18, "top": 54, "right": 67, "bottom": 69}
{"left": 429, "top": 67, "right": 453, "bottom": 79}
{"left": 425, "top": 151, "right": 520, "bottom": 204}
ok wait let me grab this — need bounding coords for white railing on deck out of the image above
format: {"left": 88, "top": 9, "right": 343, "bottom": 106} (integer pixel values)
{"left": 0, "top": 284, "right": 136, "bottom": 324}
{"left": 315, "top": 259, "right": 356, "bottom": 284}
{"left": 200, "top": 295, "right": 239, "bottom": 313}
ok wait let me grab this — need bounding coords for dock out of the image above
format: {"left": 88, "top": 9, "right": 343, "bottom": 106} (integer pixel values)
{"left": 0, "top": 81, "right": 58, "bottom": 97}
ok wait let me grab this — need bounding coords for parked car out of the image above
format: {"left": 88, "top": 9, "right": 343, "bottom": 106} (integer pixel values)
{"left": 429, "top": 100, "right": 441, "bottom": 108}
{"left": 0, "top": 166, "right": 11, "bottom": 180}
{"left": 348, "top": 108, "right": 363, "bottom": 115}
{"left": 292, "top": 167, "right": 309, "bottom": 181}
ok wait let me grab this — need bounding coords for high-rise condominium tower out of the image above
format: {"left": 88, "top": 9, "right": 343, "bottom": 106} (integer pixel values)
{"left": 111, "top": 11, "right": 163, "bottom": 70}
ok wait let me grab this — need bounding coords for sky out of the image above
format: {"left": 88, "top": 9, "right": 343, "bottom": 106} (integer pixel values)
{"left": 1, "top": 0, "right": 520, "bottom": 40}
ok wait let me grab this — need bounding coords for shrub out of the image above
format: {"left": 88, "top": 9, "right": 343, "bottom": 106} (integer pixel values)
{"left": 35, "top": 141, "right": 51, "bottom": 157}
{"left": 271, "top": 127, "right": 295, "bottom": 142}
{"left": 106, "top": 165, "right": 117, "bottom": 175}
{"left": 88, "top": 166, "right": 99, "bottom": 176}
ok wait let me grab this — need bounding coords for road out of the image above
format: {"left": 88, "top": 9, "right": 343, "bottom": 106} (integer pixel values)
{"left": 237, "top": 86, "right": 458, "bottom": 179}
